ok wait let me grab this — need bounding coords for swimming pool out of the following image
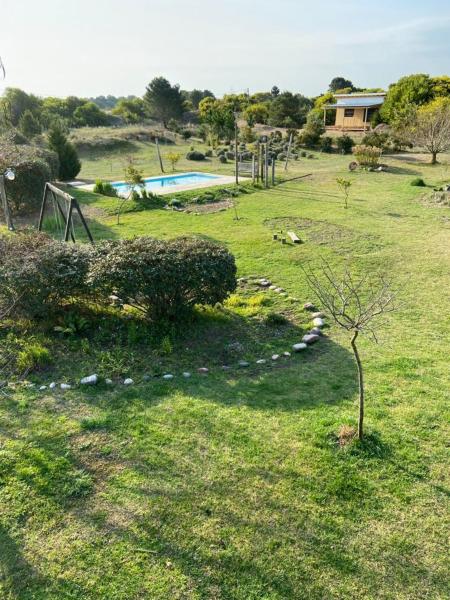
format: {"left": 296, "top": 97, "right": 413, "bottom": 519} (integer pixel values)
{"left": 111, "top": 172, "right": 221, "bottom": 195}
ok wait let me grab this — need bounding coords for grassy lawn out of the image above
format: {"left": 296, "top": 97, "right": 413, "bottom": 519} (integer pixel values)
{"left": 1, "top": 147, "right": 449, "bottom": 599}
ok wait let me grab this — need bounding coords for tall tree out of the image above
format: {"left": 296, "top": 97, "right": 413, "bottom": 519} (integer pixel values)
{"left": 400, "top": 98, "right": 450, "bottom": 164}
{"left": 380, "top": 74, "right": 434, "bottom": 126}
{"left": 271, "top": 86, "right": 280, "bottom": 97}
{"left": 329, "top": 77, "right": 355, "bottom": 92}
{"left": 268, "top": 92, "right": 311, "bottom": 127}
{"left": 48, "top": 122, "right": 81, "bottom": 180}
{"left": 0, "top": 87, "right": 42, "bottom": 126}
{"left": 198, "top": 97, "right": 235, "bottom": 140}
{"left": 144, "top": 77, "right": 185, "bottom": 127}
{"left": 18, "top": 110, "right": 41, "bottom": 138}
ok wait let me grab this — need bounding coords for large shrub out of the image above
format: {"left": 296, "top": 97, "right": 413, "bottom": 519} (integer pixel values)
{"left": 352, "top": 145, "right": 383, "bottom": 167}
{"left": 319, "top": 136, "right": 333, "bottom": 153}
{"left": 0, "top": 139, "right": 59, "bottom": 214}
{"left": 336, "top": 134, "right": 354, "bottom": 154}
{"left": 89, "top": 236, "right": 237, "bottom": 320}
{"left": 0, "top": 231, "right": 92, "bottom": 318}
{"left": 186, "top": 150, "right": 205, "bottom": 161}
{"left": 298, "top": 113, "right": 325, "bottom": 148}
{"left": 361, "top": 131, "right": 390, "bottom": 150}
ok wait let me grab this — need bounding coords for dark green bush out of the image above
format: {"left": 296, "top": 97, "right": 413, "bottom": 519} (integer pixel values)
{"left": 205, "top": 149, "right": 213, "bottom": 157}
{"left": 336, "top": 135, "right": 354, "bottom": 154}
{"left": 89, "top": 236, "right": 237, "bottom": 320}
{"left": 3, "top": 159, "right": 51, "bottom": 214}
{"left": 411, "top": 177, "right": 426, "bottom": 187}
{"left": 0, "top": 140, "right": 59, "bottom": 214}
{"left": 218, "top": 155, "right": 227, "bottom": 163}
{"left": 320, "top": 136, "right": 333, "bottom": 153}
{"left": 186, "top": 151, "right": 205, "bottom": 161}
{"left": 0, "top": 231, "right": 92, "bottom": 318}
{"left": 361, "top": 131, "right": 390, "bottom": 150}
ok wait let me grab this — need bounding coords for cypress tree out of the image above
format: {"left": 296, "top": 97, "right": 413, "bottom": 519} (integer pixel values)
{"left": 48, "top": 123, "right": 81, "bottom": 180}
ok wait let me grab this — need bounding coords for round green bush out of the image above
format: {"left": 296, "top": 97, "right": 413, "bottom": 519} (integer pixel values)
{"left": 186, "top": 151, "right": 205, "bottom": 161}
{"left": 411, "top": 177, "right": 426, "bottom": 187}
{"left": 336, "top": 135, "right": 354, "bottom": 155}
{"left": 205, "top": 149, "right": 213, "bottom": 157}
{"left": 89, "top": 236, "right": 237, "bottom": 320}
{"left": 319, "top": 136, "right": 333, "bottom": 153}
{"left": 0, "top": 231, "right": 93, "bottom": 319}
{"left": 218, "top": 155, "right": 227, "bottom": 163}
{"left": 0, "top": 141, "right": 59, "bottom": 214}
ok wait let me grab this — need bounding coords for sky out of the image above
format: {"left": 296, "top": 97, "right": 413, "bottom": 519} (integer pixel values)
{"left": 1, "top": 0, "right": 450, "bottom": 99}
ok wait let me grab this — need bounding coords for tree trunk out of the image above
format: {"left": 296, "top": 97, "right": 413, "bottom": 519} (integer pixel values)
{"left": 431, "top": 151, "right": 438, "bottom": 164}
{"left": 350, "top": 330, "right": 364, "bottom": 440}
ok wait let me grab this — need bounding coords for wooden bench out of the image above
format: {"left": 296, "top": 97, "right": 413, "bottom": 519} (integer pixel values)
{"left": 287, "top": 231, "right": 301, "bottom": 244}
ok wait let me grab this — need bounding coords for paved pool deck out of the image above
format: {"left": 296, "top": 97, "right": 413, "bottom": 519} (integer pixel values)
{"left": 76, "top": 172, "right": 243, "bottom": 197}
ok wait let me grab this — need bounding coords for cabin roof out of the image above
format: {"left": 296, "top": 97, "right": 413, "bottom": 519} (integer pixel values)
{"left": 325, "top": 92, "right": 386, "bottom": 109}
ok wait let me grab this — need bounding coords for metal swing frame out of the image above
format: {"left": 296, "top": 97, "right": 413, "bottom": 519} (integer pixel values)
{"left": 38, "top": 183, "right": 94, "bottom": 244}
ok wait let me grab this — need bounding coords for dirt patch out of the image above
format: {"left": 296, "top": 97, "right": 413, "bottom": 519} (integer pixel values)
{"left": 263, "top": 217, "right": 383, "bottom": 254}
{"left": 184, "top": 199, "right": 233, "bottom": 214}
{"left": 421, "top": 190, "right": 450, "bottom": 208}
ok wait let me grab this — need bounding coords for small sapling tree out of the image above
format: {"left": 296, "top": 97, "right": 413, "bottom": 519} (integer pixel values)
{"left": 165, "top": 151, "right": 181, "bottom": 171}
{"left": 303, "top": 260, "right": 396, "bottom": 440}
{"left": 118, "top": 159, "right": 144, "bottom": 225}
{"left": 336, "top": 177, "right": 352, "bottom": 209}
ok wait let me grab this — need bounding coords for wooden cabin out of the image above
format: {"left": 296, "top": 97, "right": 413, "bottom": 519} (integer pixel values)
{"left": 323, "top": 93, "right": 386, "bottom": 131}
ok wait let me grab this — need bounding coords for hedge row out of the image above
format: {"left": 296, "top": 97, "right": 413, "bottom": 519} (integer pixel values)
{"left": 0, "top": 232, "right": 237, "bottom": 321}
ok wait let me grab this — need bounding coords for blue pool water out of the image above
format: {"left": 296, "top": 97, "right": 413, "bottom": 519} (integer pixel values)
{"left": 112, "top": 172, "right": 219, "bottom": 195}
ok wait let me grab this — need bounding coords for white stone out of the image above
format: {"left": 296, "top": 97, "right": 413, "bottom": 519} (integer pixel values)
{"left": 311, "top": 312, "right": 325, "bottom": 319}
{"left": 80, "top": 374, "right": 98, "bottom": 385}
{"left": 60, "top": 383, "right": 71, "bottom": 390}
{"left": 302, "top": 334, "right": 320, "bottom": 345}
{"left": 105, "top": 378, "right": 113, "bottom": 385}
{"left": 197, "top": 367, "right": 209, "bottom": 374}
{"left": 123, "top": 378, "right": 134, "bottom": 385}
{"left": 163, "top": 374, "right": 174, "bottom": 380}
{"left": 258, "top": 279, "right": 271, "bottom": 287}
{"left": 182, "top": 372, "right": 191, "bottom": 378}
{"left": 238, "top": 360, "right": 250, "bottom": 367}
{"left": 39, "top": 385, "right": 47, "bottom": 391}
{"left": 283, "top": 351, "right": 291, "bottom": 357}
{"left": 303, "top": 302, "right": 315, "bottom": 310}
{"left": 271, "top": 354, "right": 280, "bottom": 361}
{"left": 292, "top": 343, "right": 308, "bottom": 352}
{"left": 269, "top": 285, "right": 277, "bottom": 290}
{"left": 49, "top": 382, "right": 56, "bottom": 389}
{"left": 313, "top": 318, "right": 324, "bottom": 327}
{"left": 256, "top": 359, "right": 266, "bottom": 364}
{"left": 275, "top": 288, "right": 284, "bottom": 293}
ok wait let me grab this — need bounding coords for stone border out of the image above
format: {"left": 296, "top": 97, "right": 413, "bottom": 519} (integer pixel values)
{"left": 27, "top": 279, "right": 327, "bottom": 393}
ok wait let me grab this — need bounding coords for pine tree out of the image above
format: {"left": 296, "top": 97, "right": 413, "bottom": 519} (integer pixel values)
{"left": 48, "top": 123, "right": 81, "bottom": 180}
{"left": 18, "top": 110, "right": 41, "bottom": 138}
